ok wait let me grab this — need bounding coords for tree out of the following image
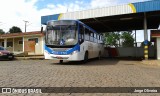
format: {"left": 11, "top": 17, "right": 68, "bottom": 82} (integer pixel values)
{"left": 9, "top": 26, "right": 22, "bottom": 33}
{"left": 104, "top": 31, "right": 135, "bottom": 47}
{"left": 0, "top": 29, "right": 5, "bottom": 34}
{"left": 104, "top": 32, "right": 120, "bottom": 47}
{"left": 121, "top": 32, "right": 134, "bottom": 47}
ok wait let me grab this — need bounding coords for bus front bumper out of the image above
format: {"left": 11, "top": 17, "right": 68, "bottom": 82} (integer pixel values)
{"left": 44, "top": 51, "right": 84, "bottom": 61}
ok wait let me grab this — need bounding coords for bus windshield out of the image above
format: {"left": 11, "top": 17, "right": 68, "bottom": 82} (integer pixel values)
{"left": 46, "top": 24, "right": 78, "bottom": 46}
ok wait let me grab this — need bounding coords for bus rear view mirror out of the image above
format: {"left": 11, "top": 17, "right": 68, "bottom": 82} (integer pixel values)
{"left": 41, "top": 26, "right": 46, "bottom": 35}
{"left": 41, "top": 26, "right": 43, "bottom": 33}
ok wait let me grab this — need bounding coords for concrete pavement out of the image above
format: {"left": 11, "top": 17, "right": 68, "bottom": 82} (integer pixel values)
{"left": 0, "top": 59, "right": 160, "bottom": 96}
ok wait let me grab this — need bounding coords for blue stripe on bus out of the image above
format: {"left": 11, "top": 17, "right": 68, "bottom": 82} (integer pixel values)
{"left": 45, "top": 44, "right": 80, "bottom": 55}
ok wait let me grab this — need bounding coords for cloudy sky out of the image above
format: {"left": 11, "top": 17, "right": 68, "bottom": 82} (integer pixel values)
{"left": 0, "top": 0, "right": 151, "bottom": 41}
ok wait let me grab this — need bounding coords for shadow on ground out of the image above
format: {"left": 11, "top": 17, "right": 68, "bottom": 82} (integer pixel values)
{"left": 50, "top": 57, "right": 143, "bottom": 66}
{"left": 0, "top": 59, "right": 17, "bottom": 61}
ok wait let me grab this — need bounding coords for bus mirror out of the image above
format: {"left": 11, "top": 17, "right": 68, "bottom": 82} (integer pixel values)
{"left": 41, "top": 26, "right": 43, "bottom": 33}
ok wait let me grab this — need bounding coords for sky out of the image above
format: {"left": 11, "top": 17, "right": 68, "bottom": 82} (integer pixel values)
{"left": 0, "top": 0, "right": 153, "bottom": 42}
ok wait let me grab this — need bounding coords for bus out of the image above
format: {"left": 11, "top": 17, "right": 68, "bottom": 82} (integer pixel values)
{"left": 44, "top": 20, "right": 104, "bottom": 63}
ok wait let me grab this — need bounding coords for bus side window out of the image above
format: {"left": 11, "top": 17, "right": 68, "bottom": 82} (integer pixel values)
{"left": 99, "top": 35, "right": 103, "bottom": 43}
{"left": 85, "top": 27, "right": 89, "bottom": 41}
{"left": 90, "top": 31, "right": 93, "bottom": 42}
{"left": 94, "top": 33, "right": 97, "bottom": 43}
{"left": 98, "top": 35, "right": 100, "bottom": 43}
{"left": 79, "top": 24, "right": 85, "bottom": 44}
{"left": 79, "top": 24, "right": 84, "bottom": 40}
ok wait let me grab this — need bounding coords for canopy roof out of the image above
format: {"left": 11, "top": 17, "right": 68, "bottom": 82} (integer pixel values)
{"left": 41, "top": 0, "right": 160, "bottom": 32}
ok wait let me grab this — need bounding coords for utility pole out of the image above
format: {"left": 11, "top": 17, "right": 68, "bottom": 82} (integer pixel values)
{"left": 23, "top": 20, "right": 29, "bottom": 33}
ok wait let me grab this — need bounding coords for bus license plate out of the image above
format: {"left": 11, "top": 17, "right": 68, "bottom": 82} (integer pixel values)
{"left": 56, "top": 56, "right": 62, "bottom": 59}
{"left": 8, "top": 56, "right": 13, "bottom": 58}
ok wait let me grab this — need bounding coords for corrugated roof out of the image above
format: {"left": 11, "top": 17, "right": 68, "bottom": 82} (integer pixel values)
{"left": 41, "top": 0, "right": 160, "bottom": 32}
{"left": 134, "top": 0, "right": 160, "bottom": 12}
{"left": 151, "top": 30, "right": 160, "bottom": 37}
{"left": 41, "top": 0, "right": 160, "bottom": 25}
{"left": 0, "top": 31, "right": 44, "bottom": 38}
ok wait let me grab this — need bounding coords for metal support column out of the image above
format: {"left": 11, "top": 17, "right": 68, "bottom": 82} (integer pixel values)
{"left": 144, "top": 13, "right": 148, "bottom": 60}
{"left": 135, "top": 30, "right": 137, "bottom": 47}
{"left": 135, "top": 30, "right": 137, "bottom": 58}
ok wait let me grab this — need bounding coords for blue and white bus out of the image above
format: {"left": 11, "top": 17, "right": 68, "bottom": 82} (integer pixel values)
{"left": 44, "top": 20, "right": 104, "bottom": 63}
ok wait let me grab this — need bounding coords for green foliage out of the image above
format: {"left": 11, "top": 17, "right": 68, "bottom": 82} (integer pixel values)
{"left": 121, "top": 32, "right": 134, "bottom": 47}
{"left": 9, "top": 26, "right": 22, "bottom": 33}
{"left": 104, "top": 32, "right": 120, "bottom": 47}
{"left": 0, "top": 29, "right": 5, "bottom": 34}
{"left": 104, "top": 31, "right": 135, "bottom": 47}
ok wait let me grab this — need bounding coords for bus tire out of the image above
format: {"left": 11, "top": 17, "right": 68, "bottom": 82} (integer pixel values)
{"left": 83, "top": 52, "right": 88, "bottom": 63}
{"left": 59, "top": 60, "right": 63, "bottom": 64}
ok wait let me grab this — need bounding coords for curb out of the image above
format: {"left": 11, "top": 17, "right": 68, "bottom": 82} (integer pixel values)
{"left": 141, "top": 60, "right": 160, "bottom": 66}
{"left": 15, "top": 57, "right": 45, "bottom": 60}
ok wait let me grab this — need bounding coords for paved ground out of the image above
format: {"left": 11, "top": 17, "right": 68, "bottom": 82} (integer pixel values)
{"left": 0, "top": 59, "right": 160, "bottom": 96}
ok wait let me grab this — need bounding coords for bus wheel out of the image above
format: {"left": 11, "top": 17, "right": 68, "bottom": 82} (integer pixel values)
{"left": 84, "top": 52, "right": 88, "bottom": 63}
{"left": 59, "top": 60, "right": 63, "bottom": 64}
{"left": 98, "top": 52, "right": 101, "bottom": 60}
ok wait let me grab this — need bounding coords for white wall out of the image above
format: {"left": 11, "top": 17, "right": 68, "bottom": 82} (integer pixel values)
{"left": 117, "top": 47, "right": 155, "bottom": 57}
{"left": 157, "top": 38, "right": 160, "bottom": 60}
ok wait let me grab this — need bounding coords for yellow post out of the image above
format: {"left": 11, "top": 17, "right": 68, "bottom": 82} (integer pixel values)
{"left": 144, "top": 45, "right": 148, "bottom": 60}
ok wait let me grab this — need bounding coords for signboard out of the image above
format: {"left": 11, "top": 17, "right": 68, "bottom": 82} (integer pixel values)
{"left": 144, "top": 40, "right": 148, "bottom": 45}
{"left": 24, "top": 41, "right": 35, "bottom": 52}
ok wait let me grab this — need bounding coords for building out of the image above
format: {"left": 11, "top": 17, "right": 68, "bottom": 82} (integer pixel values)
{"left": 151, "top": 30, "right": 160, "bottom": 60}
{"left": 41, "top": 0, "right": 160, "bottom": 60}
{"left": 0, "top": 31, "right": 44, "bottom": 56}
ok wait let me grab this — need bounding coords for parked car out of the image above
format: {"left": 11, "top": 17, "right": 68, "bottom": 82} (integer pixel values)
{"left": 0, "top": 46, "right": 14, "bottom": 60}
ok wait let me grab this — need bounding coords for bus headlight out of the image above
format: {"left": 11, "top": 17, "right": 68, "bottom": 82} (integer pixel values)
{"left": 45, "top": 50, "right": 50, "bottom": 55}
{"left": 71, "top": 50, "right": 78, "bottom": 55}
{"left": 0, "top": 52, "right": 3, "bottom": 56}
